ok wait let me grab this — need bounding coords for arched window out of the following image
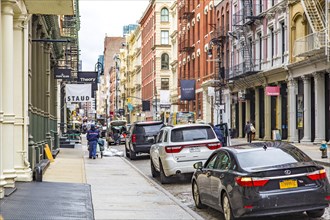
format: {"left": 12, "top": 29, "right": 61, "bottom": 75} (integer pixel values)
{"left": 161, "top": 53, "right": 169, "bottom": 69}
{"left": 161, "top": 8, "right": 169, "bottom": 22}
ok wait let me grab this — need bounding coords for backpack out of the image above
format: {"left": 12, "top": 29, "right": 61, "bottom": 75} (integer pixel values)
{"left": 250, "top": 124, "right": 256, "bottom": 133}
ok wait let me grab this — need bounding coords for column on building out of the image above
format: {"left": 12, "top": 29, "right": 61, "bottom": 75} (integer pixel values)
{"left": 254, "top": 87, "right": 260, "bottom": 139}
{"left": 1, "top": 0, "right": 17, "bottom": 188}
{"left": 45, "top": 43, "right": 51, "bottom": 147}
{"left": 301, "top": 75, "right": 312, "bottom": 143}
{"left": 0, "top": 1, "right": 6, "bottom": 199}
{"left": 245, "top": 99, "right": 251, "bottom": 124}
{"left": 264, "top": 86, "right": 271, "bottom": 140}
{"left": 238, "top": 101, "right": 243, "bottom": 137}
{"left": 287, "top": 77, "right": 298, "bottom": 142}
{"left": 13, "top": 15, "right": 32, "bottom": 181}
{"left": 314, "top": 72, "right": 326, "bottom": 143}
{"left": 276, "top": 85, "right": 282, "bottom": 136}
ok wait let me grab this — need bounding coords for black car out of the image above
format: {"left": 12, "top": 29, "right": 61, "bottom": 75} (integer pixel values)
{"left": 192, "top": 142, "right": 330, "bottom": 220}
{"left": 125, "top": 121, "right": 164, "bottom": 160}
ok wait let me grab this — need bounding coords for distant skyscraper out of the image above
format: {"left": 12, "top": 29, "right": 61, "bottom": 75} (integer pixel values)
{"left": 123, "top": 24, "right": 138, "bottom": 37}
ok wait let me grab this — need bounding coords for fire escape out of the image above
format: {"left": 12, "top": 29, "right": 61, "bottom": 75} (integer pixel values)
{"left": 61, "top": 0, "right": 80, "bottom": 77}
{"left": 231, "top": 0, "right": 263, "bottom": 80}
{"left": 209, "top": 25, "right": 228, "bottom": 114}
{"left": 178, "top": 0, "right": 194, "bottom": 54}
{"left": 293, "top": 0, "right": 330, "bottom": 60}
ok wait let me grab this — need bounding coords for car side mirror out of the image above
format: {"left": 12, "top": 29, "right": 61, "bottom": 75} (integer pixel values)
{"left": 193, "top": 161, "right": 203, "bottom": 170}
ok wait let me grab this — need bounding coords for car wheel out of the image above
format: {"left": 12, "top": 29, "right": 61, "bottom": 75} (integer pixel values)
{"left": 129, "top": 146, "right": 137, "bottom": 160}
{"left": 125, "top": 144, "right": 129, "bottom": 157}
{"left": 159, "top": 160, "right": 171, "bottom": 184}
{"left": 222, "top": 193, "right": 235, "bottom": 220}
{"left": 306, "top": 209, "right": 325, "bottom": 218}
{"left": 192, "top": 181, "right": 205, "bottom": 209}
{"left": 150, "top": 159, "right": 159, "bottom": 178}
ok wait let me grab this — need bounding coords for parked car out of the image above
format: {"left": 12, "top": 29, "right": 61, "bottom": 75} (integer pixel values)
{"left": 150, "top": 123, "right": 221, "bottom": 184}
{"left": 125, "top": 121, "right": 165, "bottom": 160}
{"left": 192, "top": 142, "right": 330, "bottom": 220}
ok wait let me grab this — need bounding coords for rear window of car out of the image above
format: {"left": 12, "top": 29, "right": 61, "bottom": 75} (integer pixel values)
{"left": 135, "top": 123, "right": 164, "bottom": 134}
{"left": 170, "top": 126, "right": 215, "bottom": 142}
{"left": 236, "top": 148, "right": 311, "bottom": 169}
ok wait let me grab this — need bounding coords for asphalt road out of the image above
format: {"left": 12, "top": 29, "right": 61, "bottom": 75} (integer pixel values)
{"left": 108, "top": 143, "right": 330, "bottom": 220}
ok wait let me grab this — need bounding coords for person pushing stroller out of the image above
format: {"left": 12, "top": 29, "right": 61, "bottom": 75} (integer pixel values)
{"left": 87, "top": 124, "right": 100, "bottom": 159}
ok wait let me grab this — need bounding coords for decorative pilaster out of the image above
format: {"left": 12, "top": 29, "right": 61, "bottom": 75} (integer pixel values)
{"left": 264, "top": 86, "right": 272, "bottom": 140}
{"left": 238, "top": 101, "right": 243, "bottom": 138}
{"left": 254, "top": 88, "right": 260, "bottom": 139}
{"left": 287, "top": 77, "right": 298, "bottom": 142}
{"left": 245, "top": 99, "right": 251, "bottom": 124}
{"left": 314, "top": 73, "right": 326, "bottom": 143}
{"left": 13, "top": 15, "right": 32, "bottom": 181}
{"left": 2, "top": 0, "right": 17, "bottom": 187}
{"left": 301, "top": 75, "right": 312, "bottom": 143}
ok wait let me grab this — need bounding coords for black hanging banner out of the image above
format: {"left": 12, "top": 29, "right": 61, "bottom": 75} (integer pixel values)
{"left": 54, "top": 68, "right": 71, "bottom": 80}
{"left": 142, "top": 100, "right": 150, "bottom": 111}
{"left": 78, "top": 71, "right": 98, "bottom": 92}
{"left": 180, "top": 79, "right": 196, "bottom": 101}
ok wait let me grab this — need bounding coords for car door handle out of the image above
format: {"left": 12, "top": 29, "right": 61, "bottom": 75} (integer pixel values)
{"left": 219, "top": 174, "right": 225, "bottom": 179}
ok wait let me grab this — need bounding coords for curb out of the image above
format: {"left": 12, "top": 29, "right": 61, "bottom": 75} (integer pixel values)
{"left": 121, "top": 157, "right": 204, "bottom": 220}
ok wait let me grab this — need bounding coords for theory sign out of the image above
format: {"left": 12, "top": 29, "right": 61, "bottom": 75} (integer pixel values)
{"left": 77, "top": 71, "right": 98, "bottom": 83}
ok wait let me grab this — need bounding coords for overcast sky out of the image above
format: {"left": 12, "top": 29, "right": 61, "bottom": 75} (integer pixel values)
{"left": 79, "top": 0, "right": 149, "bottom": 71}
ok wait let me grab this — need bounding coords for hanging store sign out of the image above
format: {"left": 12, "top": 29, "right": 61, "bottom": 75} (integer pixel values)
{"left": 180, "top": 79, "right": 196, "bottom": 101}
{"left": 77, "top": 71, "right": 98, "bottom": 83}
{"left": 266, "top": 86, "right": 280, "bottom": 96}
{"left": 65, "top": 84, "right": 91, "bottom": 102}
{"left": 54, "top": 68, "right": 71, "bottom": 80}
{"left": 159, "top": 90, "right": 171, "bottom": 108}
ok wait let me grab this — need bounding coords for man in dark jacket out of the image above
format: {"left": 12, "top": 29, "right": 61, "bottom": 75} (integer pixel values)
{"left": 244, "top": 121, "right": 252, "bottom": 143}
{"left": 87, "top": 124, "right": 100, "bottom": 159}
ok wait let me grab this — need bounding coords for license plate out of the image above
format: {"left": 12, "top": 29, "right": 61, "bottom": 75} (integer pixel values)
{"left": 189, "top": 147, "right": 201, "bottom": 153}
{"left": 279, "top": 179, "right": 298, "bottom": 189}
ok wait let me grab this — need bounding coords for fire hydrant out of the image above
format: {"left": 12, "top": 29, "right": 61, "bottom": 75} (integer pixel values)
{"left": 320, "top": 141, "right": 328, "bottom": 158}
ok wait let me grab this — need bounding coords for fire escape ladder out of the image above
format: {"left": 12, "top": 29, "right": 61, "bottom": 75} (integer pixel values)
{"left": 179, "top": 0, "right": 194, "bottom": 53}
{"left": 301, "top": 0, "right": 326, "bottom": 33}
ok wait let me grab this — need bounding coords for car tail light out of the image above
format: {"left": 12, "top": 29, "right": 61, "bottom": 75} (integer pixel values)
{"left": 307, "top": 169, "right": 327, "bottom": 180}
{"left": 132, "top": 134, "right": 137, "bottom": 143}
{"left": 207, "top": 142, "right": 221, "bottom": 150}
{"left": 325, "top": 196, "right": 330, "bottom": 201}
{"left": 165, "top": 146, "right": 183, "bottom": 153}
{"left": 235, "top": 177, "right": 269, "bottom": 187}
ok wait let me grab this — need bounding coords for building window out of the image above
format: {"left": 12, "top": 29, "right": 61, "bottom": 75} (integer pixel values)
{"left": 161, "top": 78, "right": 169, "bottom": 90}
{"left": 161, "top": 30, "right": 169, "bottom": 44}
{"left": 161, "top": 8, "right": 169, "bottom": 22}
{"left": 280, "top": 22, "right": 285, "bottom": 63}
{"left": 161, "top": 53, "right": 169, "bottom": 70}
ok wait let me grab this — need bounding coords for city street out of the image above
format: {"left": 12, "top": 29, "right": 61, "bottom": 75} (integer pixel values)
{"left": 107, "top": 141, "right": 330, "bottom": 220}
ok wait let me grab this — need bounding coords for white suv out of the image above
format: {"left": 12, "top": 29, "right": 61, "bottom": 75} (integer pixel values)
{"left": 150, "top": 123, "right": 221, "bottom": 184}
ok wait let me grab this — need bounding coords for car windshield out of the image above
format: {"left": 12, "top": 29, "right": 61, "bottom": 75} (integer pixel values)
{"left": 171, "top": 126, "right": 215, "bottom": 142}
{"left": 236, "top": 148, "right": 311, "bottom": 169}
{"left": 135, "top": 123, "right": 163, "bottom": 134}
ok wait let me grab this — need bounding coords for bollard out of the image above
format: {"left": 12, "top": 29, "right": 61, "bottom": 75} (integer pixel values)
{"left": 35, "top": 166, "right": 43, "bottom": 182}
{"left": 320, "top": 141, "right": 328, "bottom": 159}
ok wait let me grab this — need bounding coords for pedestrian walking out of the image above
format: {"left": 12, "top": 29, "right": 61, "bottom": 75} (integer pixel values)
{"left": 87, "top": 124, "right": 100, "bottom": 159}
{"left": 244, "top": 121, "right": 253, "bottom": 143}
